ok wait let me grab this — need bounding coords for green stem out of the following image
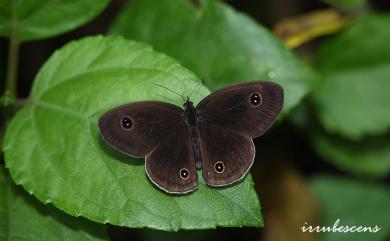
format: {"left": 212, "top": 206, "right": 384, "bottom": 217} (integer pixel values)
{"left": 2, "top": 4, "right": 20, "bottom": 140}
{"left": 2, "top": 33, "right": 20, "bottom": 134}
{"left": 5, "top": 26, "right": 20, "bottom": 100}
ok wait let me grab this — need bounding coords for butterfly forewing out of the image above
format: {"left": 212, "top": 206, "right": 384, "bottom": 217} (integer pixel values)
{"left": 146, "top": 123, "right": 198, "bottom": 193}
{"left": 98, "top": 101, "right": 183, "bottom": 157}
{"left": 196, "top": 81, "right": 284, "bottom": 138}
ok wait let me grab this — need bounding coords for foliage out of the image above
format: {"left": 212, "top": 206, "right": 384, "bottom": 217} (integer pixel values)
{"left": 311, "top": 13, "right": 390, "bottom": 178}
{"left": 313, "top": 14, "right": 390, "bottom": 139}
{"left": 312, "top": 131, "right": 390, "bottom": 177}
{"left": 321, "top": 0, "right": 367, "bottom": 10}
{"left": 3, "top": 35, "right": 262, "bottom": 230}
{"left": 0, "top": 0, "right": 109, "bottom": 41}
{"left": 311, "top": 176, "right": 390, "bottom": 241}
{"left": 0, "top": 167, "right": 109, "bottom": 241}
{"left": 0, "top": 0, "right": 389, "bottom": 237}
{"left": 110, "top": 0, "right": 317, "bottom": 115}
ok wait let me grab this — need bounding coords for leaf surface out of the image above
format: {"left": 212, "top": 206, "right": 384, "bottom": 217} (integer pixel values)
{"left": 0, "top": 167, "right": 108, "bottom": 241}
{"left": 0, "top": 0, "right": 109, "bottom": 41}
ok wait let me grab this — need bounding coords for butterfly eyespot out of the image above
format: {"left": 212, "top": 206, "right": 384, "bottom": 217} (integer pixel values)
{"left": 250, "top": 92, "right": 262, "bottom": 106}
{"left": 214, "top": 161, "right": 225, "bottom": 174}
{"left": 120, "top": 116, "right": 133, "bottom": 130}
{"left": 179, "top": 168, "right": 190, "bottom": 179}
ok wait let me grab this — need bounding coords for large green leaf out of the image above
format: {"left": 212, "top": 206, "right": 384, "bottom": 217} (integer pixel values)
{"left": 110, "top": 0, "right": 316, "bottom": 115}
{"left": 310, "top": 176, "right": 390, "bottom": 241}
{"left": 0, "top": 0, "right": 109, "bottom": 41}
{"left": 311, "top": 130, "right": 390, "bottom": 178}
{"left": 313, "top": 14, "right": 390, "bottom": 139}
{"left": 3, "top": 35, "right": 263, "bottom": 230}
{"left": 0, "top": 166, "right": 108, "bottom": 241}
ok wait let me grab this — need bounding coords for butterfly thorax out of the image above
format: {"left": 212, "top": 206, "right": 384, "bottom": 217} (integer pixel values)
{"left": 183, "top": 97, "right": 202, "bottom": 169}
{"left": 183, "top": 98, "right": 197, "bottom": 126}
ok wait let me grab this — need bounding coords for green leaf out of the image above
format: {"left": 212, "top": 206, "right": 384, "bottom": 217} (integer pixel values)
{"left": 313, "top": 14, "right": 390, "bottom": 139}
{"left": 311, "top": 130, "right": 390, "bottom": 178}
{"left": 310, "top": 176, "right": 390, "bottom": 241}
{"left": 3, "top": 35, "right": 263, "bottom": 230}
{"left": 109, "top": 0, "right": 316, "bottom": 115}
{"left": 0, "top": 166, "right": 109, "bottom": 241}
{"left": 0, "top": 0, "right": 109, "bottom": 41}
{"left": 321, "top": 0, "right": 367, "bottom": 10}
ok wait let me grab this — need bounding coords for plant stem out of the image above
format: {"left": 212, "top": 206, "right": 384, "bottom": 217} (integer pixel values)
{"left": 2, "top": 4, "right": 20, "bottom": 136}
{"left": 5, "top": 26, "right": 20, "bottom": 100}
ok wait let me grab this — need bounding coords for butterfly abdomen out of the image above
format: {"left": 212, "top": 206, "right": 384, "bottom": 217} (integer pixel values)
{"left": 189, "top": 127, "right": 202, "bottom": 169}
{"left": 183, "top": 100, "right": 203, "bottom": 169}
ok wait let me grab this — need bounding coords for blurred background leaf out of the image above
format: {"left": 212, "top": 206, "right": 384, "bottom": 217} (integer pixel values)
{"left": 313, "top": 13, "right": 390, "bottom": 139}
{"left": 321, "top": 0, "right": 367, "bottom": 10}
{"left": 310, "top": 13, "right": 390, "bottom": 180}
{"left": 310, "top": 176, "right": 390, "bottom": 241}
{"left": 110, "top": 0, "right": 317, "bottom": 115}
{"left": 312, "top": 130, "right": 390, "bottom": 178}
{"left": 273, "top": 9, "right": 354, "bottom": 49}
{"left": 3, "top": 35, "right": 262, "bottom": 231}
{"left": 0, "top": 166, "right": 109, "bottom": 241}
{"left": 0, "top": 0, "right": 110, "bottom": 41}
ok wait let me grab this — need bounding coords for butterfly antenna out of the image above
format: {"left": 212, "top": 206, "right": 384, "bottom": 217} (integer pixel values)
{"left": 154, "top": 93, "right": 178, "bottom": 104}
{"left": 188, "top": 81, "right": 202, "bottom": 100}
{"left": 154, "top": 83, "right": 185, "bottom": 101}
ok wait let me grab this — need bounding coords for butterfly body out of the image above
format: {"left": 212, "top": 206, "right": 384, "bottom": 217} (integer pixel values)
{"left": 182, "top": 98, "right": 203, "bottom": 169}
{"left": 98, "top": 81, "right": 283, "bottom": 194}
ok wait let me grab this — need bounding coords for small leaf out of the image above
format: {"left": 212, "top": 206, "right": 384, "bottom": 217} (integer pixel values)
{"left": 311, "top": 130, "right": 390, "bottom": 178}
{"left": 0, "top": 166, "right": 109, "bottom": 241}
{"left": 0, "top": 0, "right": 109, "bottom": 41}
{"left": 0, "top": 90, "right": 15, "bottom": 107}
{"left": 110, "top": 0, "right": 317, "bottom": 115}
{"left": 3, "top": 35, "right": 263, "bottom": 230}
{"left": 313, "top": 14, "right": 390, "bottom": 139}
{"left": 310, "top": 176, "right": 390, "bottom": 241}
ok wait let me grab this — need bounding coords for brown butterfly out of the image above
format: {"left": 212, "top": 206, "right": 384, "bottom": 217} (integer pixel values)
{"left": 98, "top": 81, "right": 283, "bottom": 194}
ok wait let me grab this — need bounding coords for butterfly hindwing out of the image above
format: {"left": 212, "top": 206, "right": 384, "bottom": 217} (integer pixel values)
{"left": 98, "top": 101, "right": 183, "bottom": 157}
{"left": 146, "top": 123, "right": 198, "bottom": 194}
{"left": 199, "top": 122, "right": 255, "bottom": 186}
